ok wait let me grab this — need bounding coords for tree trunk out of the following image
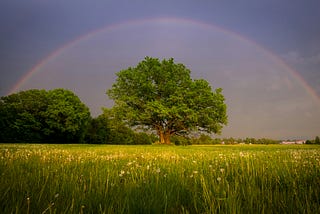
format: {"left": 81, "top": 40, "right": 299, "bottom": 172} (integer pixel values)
{"left": 156, "top": 124, "right": 171, "bottom": 145}
{"left": 159, "top": 131, "right": 165, "bottom": 144}
{"left": 164, "top": 131, "right": 171, "bottom": 145}
{"left": 158, "top": 129, "right": 171, "bottom": 144}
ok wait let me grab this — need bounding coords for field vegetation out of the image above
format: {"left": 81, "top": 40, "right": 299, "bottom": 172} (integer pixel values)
{"left": 1, "top": 144, "right": 319, "bottom": 213}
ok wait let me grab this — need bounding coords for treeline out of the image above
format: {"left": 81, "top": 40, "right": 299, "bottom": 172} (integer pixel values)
{"left": 0, "top": 89, "right": 156, "bottom": 144}
{"left": 190, "top": 135, "right": 320, "bottom": 145}
{"left": 172, "top": 134, "right": 280, "bottom": 145}
{"left": 306, "top": 136, "right": 320, "bottom": 144}
{"left": 0, "top": 89, "right": 316, "bottom": 145}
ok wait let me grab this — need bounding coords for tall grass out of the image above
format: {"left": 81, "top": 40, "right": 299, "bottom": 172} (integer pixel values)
{"left": 1, "top": 144, "right": 319, "bottom": 213}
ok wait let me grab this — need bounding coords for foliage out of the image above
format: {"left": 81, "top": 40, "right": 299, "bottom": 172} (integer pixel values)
{"left": 0, "top": 89, "right": 48, "bottom": 142}
{"left": 1, "top": 144, "right": 320, "bottom": 213}
{"left": 306, "top": 140, "right": 313, "bottom": 144}
{"left": 0, "top": 89, "right": 91, "bottom": 143}
{"left": 306, "top": 136, "right": 320, "bottom": 145}
{"left": 133, "top": 132, "right": 155, "bottom": 145}
{"left": 189, "top": 136, "right": 280, "bottom": 145}
{"left": 315, "top": 136, "right": 320, "bottom": 144}
{"left": 171, "top": 135, "right": 191, "bottom": 145}
{"left": 191, "top": 134, "right": 215, "bottom": 145}
{"left": 85, "top": 114, "right": 110, "bottom": 144}
{"left": 107, "top": 57, "right": 228, "bottom": 144}
{"left": 106, "top": 107, "right": 155, "bottom": 145}
{"left": 241, "top": 137, "right": 279, "bottom": 144}
{"left": 86, "top": 109, "right": 155, "bottom": 145}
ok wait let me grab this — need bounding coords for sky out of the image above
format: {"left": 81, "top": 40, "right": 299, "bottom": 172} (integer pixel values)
{"left": 1, "top": 0, "right": 319, "bottom": 140}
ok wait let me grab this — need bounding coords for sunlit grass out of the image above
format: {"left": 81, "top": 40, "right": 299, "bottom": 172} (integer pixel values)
{"left": 1, "top": 144, "right": 320, "bottom": 213}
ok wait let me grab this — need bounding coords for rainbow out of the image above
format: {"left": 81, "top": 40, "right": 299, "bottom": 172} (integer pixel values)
{"left": 8, "top": 17, "right": 320, "bottom": 105}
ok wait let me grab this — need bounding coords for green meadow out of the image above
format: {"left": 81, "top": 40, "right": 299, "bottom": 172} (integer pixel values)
{"left": 1, "top": 144, "right": 320, "bottom": 213}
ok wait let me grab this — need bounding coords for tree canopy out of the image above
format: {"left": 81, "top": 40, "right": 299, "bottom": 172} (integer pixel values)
{"left": 107, "top": 57, "right": 228, "bottom": 144}
{"left": 0, "top": 89, "right": 91, "bottom": 143}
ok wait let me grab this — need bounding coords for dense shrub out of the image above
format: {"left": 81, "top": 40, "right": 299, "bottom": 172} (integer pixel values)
{"left": 85, "top": 115, "right": 110, "bottom": 144}
{"left": 171, "top": 135, "right": 191, "bottom": 145}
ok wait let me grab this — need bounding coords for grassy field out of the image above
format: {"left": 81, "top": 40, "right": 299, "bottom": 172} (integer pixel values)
{"left": 1, "top": 144, "right": 320, "bottom": 213}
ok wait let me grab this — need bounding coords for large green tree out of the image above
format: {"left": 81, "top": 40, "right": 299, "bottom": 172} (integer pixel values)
{"left": 0, "top": 89, "right": 48, "bottom": 142}
{"left": 107, "top": 57, "right": 227, "bottom": 144}
{"left": 43, "top": 89, "right": 91, "bottom": 142}
{"left": 0, "top": 89, "right": 90, "bottom": 143}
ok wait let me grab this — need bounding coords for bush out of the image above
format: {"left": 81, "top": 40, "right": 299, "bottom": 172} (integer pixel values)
{"left": 133, "top": 132, "right": 153, "bottom": 145}
{"left": 85, "top": 116, "right": 110, "bottom": 144}
{"left": 171, "top": 135, "right": 191, "bottom": 146}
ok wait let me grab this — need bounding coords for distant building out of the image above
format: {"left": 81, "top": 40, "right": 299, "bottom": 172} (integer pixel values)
{"left": 281, "top": 140, "right": 306, "bottom": 145}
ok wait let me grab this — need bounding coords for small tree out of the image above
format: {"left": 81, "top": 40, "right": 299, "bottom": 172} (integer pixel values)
{"left": 107, "top": 57, "right": 227, "bottom": 144}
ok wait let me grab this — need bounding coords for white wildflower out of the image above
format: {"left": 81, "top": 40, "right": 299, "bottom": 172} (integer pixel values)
{"left": 119, "top": 170, "right": 125, "bottom": 177}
